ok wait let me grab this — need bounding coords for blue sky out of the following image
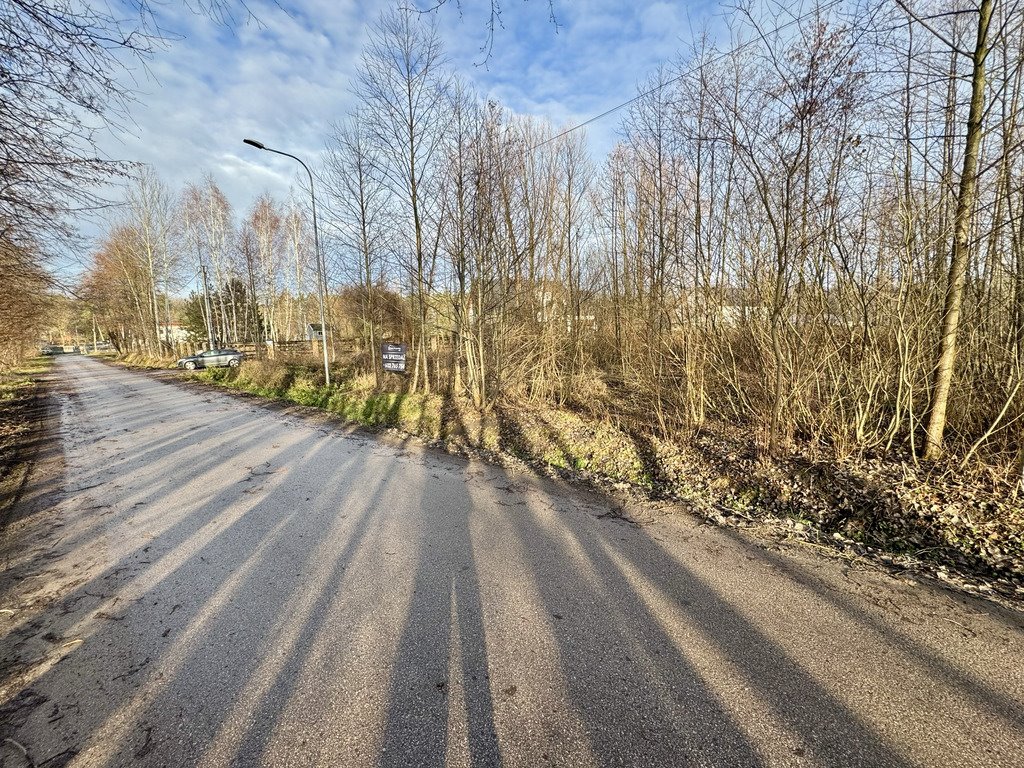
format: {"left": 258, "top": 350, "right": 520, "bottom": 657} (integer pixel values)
{"left": 89, "top": 0, "right": 725, "bottom": 249}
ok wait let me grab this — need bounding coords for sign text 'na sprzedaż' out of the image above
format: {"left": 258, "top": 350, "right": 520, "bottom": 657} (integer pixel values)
{"left": 381, "top": 342, "right": 407, "bottom": 373}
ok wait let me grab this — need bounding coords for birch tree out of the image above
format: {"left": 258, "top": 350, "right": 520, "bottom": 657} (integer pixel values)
{"left": 354, "top": 6, "right": 452, "bottom": 393}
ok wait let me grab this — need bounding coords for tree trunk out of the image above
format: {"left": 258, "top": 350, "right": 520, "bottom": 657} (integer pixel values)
{"left": 924, "top": 0, "right": 993, "bottom": 460}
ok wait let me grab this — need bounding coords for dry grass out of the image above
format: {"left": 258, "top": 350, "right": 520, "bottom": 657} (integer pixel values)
{"left": 0, "top": 357, "right": 53, "bottom": 516}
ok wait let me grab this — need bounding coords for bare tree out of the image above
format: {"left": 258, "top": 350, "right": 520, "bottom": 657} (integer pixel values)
{"left": 123, "top": 168, "right": 179, "bottom": 354}
{"left": 282, "top": 202, "right": 312, "bottom": 341}
{"left": 0, "top": 0, "right": 245, "bottom": 252}
{"left": 0, "top": 238, "right": 49, "bottom": 367}
{"left": 248, "top": 195, "right": 284, "bottom": 344}
{"left": 323, "top": 113, "right": 392, "bottom": 385}
{"left": 354, "top": 6, "right": 452, "bottom": 394}
{"left": 916, "top": 0, "right": 996, "bottom": 459}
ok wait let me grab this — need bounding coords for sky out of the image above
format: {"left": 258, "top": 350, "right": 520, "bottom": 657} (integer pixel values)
{"left": 82, "top": 0, "right": 726, "bottom": 262}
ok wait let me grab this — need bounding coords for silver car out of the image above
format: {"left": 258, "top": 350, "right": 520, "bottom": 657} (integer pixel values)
{"left": 176, "top": 348, "right": 245, "bottom": 370}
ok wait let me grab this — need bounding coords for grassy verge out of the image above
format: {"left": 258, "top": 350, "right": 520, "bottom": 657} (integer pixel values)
{"left": 192, "top": 359, "right": 1021, "bottom": 599}
{"left": 112, "top": 352, "right": 174, "bottom": 369}
{"left": 0, "top": 357, "right": 54, "bottom": 516}
{"left": 197, "top": 362, "right": 460, "bottom": 438}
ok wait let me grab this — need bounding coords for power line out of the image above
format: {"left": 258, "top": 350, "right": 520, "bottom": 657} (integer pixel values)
{"left": 531, "top": 0, "right": 849, "bottom": 151}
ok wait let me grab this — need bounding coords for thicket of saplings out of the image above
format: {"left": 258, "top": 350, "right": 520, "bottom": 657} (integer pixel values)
{"left": 198, "top": 276, "right": 1022, "bottom": 588}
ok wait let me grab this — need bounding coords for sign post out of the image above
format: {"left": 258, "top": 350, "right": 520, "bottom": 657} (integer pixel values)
{"left": 381, "top": 342, "right": 407, "bottom": 374}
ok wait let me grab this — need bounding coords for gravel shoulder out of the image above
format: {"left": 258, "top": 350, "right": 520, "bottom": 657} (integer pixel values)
{"left": 1, "top": 355, "right": 1022, "bottom": 768}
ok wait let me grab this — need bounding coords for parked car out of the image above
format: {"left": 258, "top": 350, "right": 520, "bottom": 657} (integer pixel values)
{"left": 176, "top": 348, "right": 245, "bottom": 370}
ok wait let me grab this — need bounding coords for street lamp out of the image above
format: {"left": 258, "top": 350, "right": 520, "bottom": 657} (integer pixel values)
{"left": 243, "top": 138, "right": 331, "bottom": 386}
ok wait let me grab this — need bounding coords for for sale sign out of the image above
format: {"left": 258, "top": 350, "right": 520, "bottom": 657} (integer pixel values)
{"left": 381, "top": 342, "right": 407, "bottom": 373}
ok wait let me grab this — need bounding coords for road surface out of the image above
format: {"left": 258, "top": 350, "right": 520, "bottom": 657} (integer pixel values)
{"left": 1, "top": 355, "right": 1022, "bottom": 767}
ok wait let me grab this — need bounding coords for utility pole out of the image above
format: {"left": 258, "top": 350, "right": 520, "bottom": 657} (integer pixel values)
{"left": 201, "top": 263, "right": 216, "bottom": 350}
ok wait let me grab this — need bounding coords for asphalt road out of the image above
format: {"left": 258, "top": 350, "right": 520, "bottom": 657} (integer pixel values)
{"left": 1, "top": 355, "right": 1022, "bottom": 767}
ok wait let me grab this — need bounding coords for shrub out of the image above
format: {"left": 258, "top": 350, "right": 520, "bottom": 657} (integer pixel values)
{"left": 234, "top": 359, "right": 295, "bottom": 397}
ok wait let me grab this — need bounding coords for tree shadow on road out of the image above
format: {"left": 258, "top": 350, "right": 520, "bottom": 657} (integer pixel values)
{"left": 376, "top": 457, "right": 501, "bottom": 768}
{"left": 3, "top": 358, "right": 1022, "bottom": 767}
{"left": 497, "top": 487, "right": 911, "bottom": 766}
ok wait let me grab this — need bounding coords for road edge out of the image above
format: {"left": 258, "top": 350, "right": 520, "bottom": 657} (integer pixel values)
{"left": 94, "top": 356, "right": 1024, "bottom": 616}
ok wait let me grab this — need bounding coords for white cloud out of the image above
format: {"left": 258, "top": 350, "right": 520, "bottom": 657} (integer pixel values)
{"left": 72, "top": 0, "right": 724, "bottom": 263}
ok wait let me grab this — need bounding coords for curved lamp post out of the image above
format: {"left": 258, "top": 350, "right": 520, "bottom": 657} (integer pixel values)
{"left": 243, "top": 138, "right": 331, "bottom": 386}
